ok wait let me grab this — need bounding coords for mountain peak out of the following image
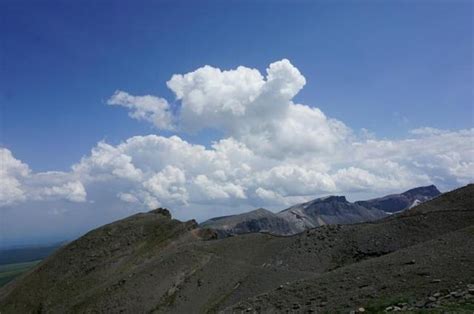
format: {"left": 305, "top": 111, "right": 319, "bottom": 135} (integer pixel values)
{"left": 148, "top": 208, "right": 172, "bottom": 219}
{"left": 315, "top": 195, "right": 347, "bottom": 203}
{"left": 402, "top": 185, "right": 441, "bottom": 198}
{"left": 356, "top": 185, "right": 442, "bottom": 213}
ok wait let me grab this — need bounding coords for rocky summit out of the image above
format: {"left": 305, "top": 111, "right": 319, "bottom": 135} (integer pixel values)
{"left": 355, "top": 184, "right": 441, "bottom": 213}
{"left": 200, "top": 208, "right": 299, "bottom": 237}
{"left": 0, "top": 184, "right": 472, "bottom": 313}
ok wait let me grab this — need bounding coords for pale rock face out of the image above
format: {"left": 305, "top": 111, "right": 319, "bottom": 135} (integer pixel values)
{"left": 409, "top": 199, "right": 422, "bottom": 209}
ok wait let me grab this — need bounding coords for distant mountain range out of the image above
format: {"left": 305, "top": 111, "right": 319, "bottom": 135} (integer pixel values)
{"left": 200, "top": 185, "right": 441, "bottom": 236}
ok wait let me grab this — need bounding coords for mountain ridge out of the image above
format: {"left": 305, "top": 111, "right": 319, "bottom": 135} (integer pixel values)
{"left": 355, "top": 184, "right": 441, "bottom": 213}
{"left": 201, "top": 185, "right": 441, "bottom": 236}
{"left": 0, "top": 184, "right": 472, "bottom": 313}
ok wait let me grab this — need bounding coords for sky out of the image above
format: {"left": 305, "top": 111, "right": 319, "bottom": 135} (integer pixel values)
{"left": 0, "top": 0, "right": 473, "bottom": 247}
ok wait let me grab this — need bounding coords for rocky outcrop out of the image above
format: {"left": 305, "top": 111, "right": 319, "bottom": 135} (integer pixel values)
{"left": 149, "top": 207, "right": 172, "bottom": 218}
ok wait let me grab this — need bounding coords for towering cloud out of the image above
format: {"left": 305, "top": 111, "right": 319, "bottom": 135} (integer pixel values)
{"left": 1, "top": 60, "right": 473, "bottom": 234}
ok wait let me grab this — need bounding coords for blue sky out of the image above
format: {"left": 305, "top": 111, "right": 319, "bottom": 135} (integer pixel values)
{"left": 2, "top": 0, "right": 472, "bottom": 171}
{"left": 0, "top": 0, "right": 473, "bottom": 246}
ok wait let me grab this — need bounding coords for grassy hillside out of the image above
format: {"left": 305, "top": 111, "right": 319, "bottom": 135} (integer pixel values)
{"left": 0, "top": 261, "right": 41, "bottom": 287}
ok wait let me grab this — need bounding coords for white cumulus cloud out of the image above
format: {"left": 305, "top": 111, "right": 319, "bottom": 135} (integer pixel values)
{"left": 107, "top": 90, "right": 174, "bottom": 130}
{"left": 0, "top": 148, "right": 30, "bottom": 206}
{"left": 1, "top": 60, "right": 472, "bottom": 234}
{"left": 0, "top": 150, "right": 87, "bottom": 206}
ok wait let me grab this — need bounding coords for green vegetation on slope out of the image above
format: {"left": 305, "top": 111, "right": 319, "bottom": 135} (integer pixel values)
{"left": 0, "top": 260, "right": 41, "bottom": 287}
